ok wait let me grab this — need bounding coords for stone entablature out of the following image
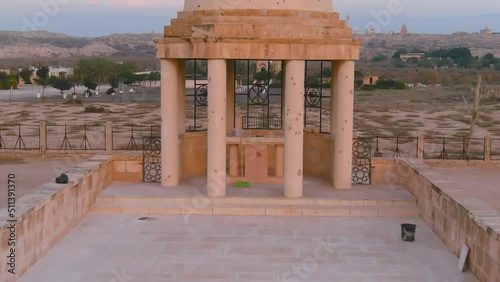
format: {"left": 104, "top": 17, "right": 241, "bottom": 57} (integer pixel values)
{"left": 183, "top": 0, "right": 333, "bottom": 12}
{"left": 155, "top": 9, "right": 361, "bottom": 60}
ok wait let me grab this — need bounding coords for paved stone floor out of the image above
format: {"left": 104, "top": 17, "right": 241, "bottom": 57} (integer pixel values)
{"left": 99, "top": 176, "right": 415, "bottom": 201}
{"left": 19, "top": 214, "right": 477, "bottom": 282}
{"left": 434, "top": 167, "right": 500, "bottom": 212}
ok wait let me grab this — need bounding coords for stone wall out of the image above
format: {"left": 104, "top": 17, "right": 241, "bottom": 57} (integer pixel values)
{"left": 0, "top": 155, "right": 113, "bottom": 282}
{"left": 303, "top": 131, "right": 332, "bottom": 180}
{"left": 372, "top": 158, "right": 500, "bottom": 282}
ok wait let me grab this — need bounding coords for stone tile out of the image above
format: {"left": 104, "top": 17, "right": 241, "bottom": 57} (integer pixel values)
{"left": 17, "top": 215, "right": 477, "bottom": 282}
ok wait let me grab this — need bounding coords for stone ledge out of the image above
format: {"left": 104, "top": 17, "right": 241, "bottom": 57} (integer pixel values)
{"left": 0, "top": 154, "right": 114, "bottom": 280}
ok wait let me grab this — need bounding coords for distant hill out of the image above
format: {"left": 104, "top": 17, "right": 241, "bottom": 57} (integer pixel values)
{"left": 0, "top": 30, "right": 499, "bottom": 61}
{"left": 358, "top": 33, "right": 500, "bottom": 61}
{"left": 0, "top": 31, "right": 160, "bottom": 59}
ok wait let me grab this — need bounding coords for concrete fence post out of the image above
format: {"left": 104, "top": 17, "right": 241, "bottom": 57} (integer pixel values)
{"left": 417, "top": 135, "right": 424, "bottom": 160}
{"left": 39, "top": 121, "right": 47, "bottom": 155}
{"left": 105, "top": 122, "right": 113, "bottom": 153}
{"left": 484, "top": 135, "right": 492, "bottom": 162}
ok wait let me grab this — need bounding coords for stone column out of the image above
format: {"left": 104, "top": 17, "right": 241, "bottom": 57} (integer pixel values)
{"left": 417, "top": 135, "right": 425, "bottom": 160}
{"left": 161, "top": 59, "right": 180, "bottom": 187}
{"left": 330, "top": 61, "right": 337, "bottom": 185}
{"left": 39, "top": 121, "right": 47, "bottom": 155}
{"left": 226, "top": 60, "right": 235, "bottom": 135}
{"left": 485, "top": 135, "right": 492, "bottom": 162}
{"left": 177, "top": 60, "right": 186, "bottom": 181}
{"left": 178, "top": 60, "right": 186, "bottom": 135}
{"left": 105, "top": 121, "right": 113, "bottom": 153}
{"left": 284, "top": 60, "right": 305, "bottom": 198}
{"left": 330, "top": 61, "right": 336, "bottom": 136}
{"left": 207, "top": 59, "right": 227, "bottom": 197}
{"left": 333, "top": 61, "right": 355, "bottom": 189}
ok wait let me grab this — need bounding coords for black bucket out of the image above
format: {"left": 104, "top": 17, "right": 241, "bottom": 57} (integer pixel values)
{"left": 401, "top": 223, "right": 416, "bottom": 242}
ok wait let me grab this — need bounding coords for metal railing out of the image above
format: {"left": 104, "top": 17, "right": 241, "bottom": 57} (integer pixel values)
{"left": 242, "top": 117, "right": 282, "bottom": 130}
{"left": 1, "top": 122, "right": 498, "bottom": 161}
{"left": 0, "top": 124, "right": 40, "bottom": 150}
{"left": 46, "top": 124, "right": 106, "bottom": 151}
{"left": 368, "top": 136, "right": 418, "bottom": 158}
{"left": 423, "top": 137, "right": 484, "bottom": 160}
{"left": 112, "top": 125, "right": 161, "bottom": 150}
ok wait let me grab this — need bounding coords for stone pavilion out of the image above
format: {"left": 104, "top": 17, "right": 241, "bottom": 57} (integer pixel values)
{"left": 155, "top": 0, "right": 361, "bottom": 198}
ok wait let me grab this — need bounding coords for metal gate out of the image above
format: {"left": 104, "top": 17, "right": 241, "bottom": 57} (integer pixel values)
{"left": 352, "top": 138, "right": 372, "bottom": 185}
{"left": 143, "top": 137, "right": 161, "bottom": 183}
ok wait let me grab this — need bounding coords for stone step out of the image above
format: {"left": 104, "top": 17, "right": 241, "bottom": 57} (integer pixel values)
{"left": 94, "top": 196, "right": 416, "bottom": 208}
{"left": 92, "top": 202, "right": 420, "bottom": 218}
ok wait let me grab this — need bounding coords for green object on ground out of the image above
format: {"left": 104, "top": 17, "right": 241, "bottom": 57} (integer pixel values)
{"left": 235, "top": 181, "right": 251, "bottom": 188}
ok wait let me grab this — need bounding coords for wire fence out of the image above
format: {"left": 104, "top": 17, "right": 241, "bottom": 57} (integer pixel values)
{"left": 112, "top": 125, "right": 161, "bottom": 150}
{"left": 46, "top": 124, "right": 106, "bottom": 151}
{"left": 0, "top": 124, "right": 40, "bottom": 150}
{"left": 1, "top": 123, "right": 499, "bottom": 161}
{"left": 366, "top": 136, "right": 419, "bottom": 158}
{"left": 423, "top": 137, "right": 485, "bottom": 160}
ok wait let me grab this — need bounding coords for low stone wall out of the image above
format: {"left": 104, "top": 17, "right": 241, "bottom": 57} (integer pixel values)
{"left": 111, "top": 155, "right": 143, "bottom": 182}
{"left": 0, "top": 155, "right": 115, "bottom": 281}
{"left": 372, "top": 158, "right": 500, "bottom": 282}
{"left": 303, "top": 131, "right": 332, "bottom": 180}
{"left": 182, "top": 132, "right": 208, "bottom": 178}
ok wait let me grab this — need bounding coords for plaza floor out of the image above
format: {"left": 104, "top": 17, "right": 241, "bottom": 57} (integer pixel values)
{"left": 19, "top": 214, "right": 476, "bottom": 282}
{"left": 433, "top": 167, "right": 500, "bottom": 212}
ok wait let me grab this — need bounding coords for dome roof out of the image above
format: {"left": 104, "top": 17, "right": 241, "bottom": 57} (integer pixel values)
{"left": 183, "top": 0, "right": 333, "bottom": 12}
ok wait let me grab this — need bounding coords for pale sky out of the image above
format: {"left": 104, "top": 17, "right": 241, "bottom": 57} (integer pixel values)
{"left": 1, "top": 0, "right": 499, "bottom": 36}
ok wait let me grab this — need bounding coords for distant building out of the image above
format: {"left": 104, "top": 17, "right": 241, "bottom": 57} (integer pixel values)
{"left": 362, "top": 75, "right": 379, "bottom": 85}
{"left": 480, "top": 26, "right": 493, "bottom": 35}
{"left": 400, "top": 53, "right": 425, "bottom": 62}
{"left": 0, "top": 69, "right": 11, "bottom": 74}
{"left": 49, "top": 67, "right": 73, "bottom": 78}
{"left": 400, "top": 23, "right": 408, "bottom": 35}
{"left": 256, "top": 61, "right": 282, "bottom": 74}
{"left": 366, "top": 25, "right": 376, "bottom": 34}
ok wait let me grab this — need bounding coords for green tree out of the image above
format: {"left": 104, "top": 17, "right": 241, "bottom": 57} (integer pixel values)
{"left": 34, "top": 66, "right": 50, "bottom": 97}
{"left": 74, "top": 58, "right": 117, "bottom": 91}
{"left": 253, "top": 70, "right": 272, "bottom": 82}
{"left": 19, "top": 68, "right": 33, "bottom": 84}
{"left": 146, "top": 72, "right": 160, "bottom": 87}
{"left": 392, "top": 48, "right": 408, "bottom": 59}
{"left": 49, "top": 76, "right": 73, "bottom": 94}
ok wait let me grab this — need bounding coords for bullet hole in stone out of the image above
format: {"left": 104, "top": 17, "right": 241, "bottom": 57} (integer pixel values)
{"left": 297, "top": 169, "right": 302, "bottom": 177}
{"left": 295, "top": 117, "right": 299, "bottom": 121}
{"left": 168, "top": 175, "right": 171, "bottom": 178}
{"left": 288, "top": 126, "right": 292, "bottom": 131}
{"left": 212, "top": 111, "right": 215, "bottom": 113}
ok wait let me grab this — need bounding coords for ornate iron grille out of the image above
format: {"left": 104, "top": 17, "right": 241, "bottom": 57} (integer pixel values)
{"left": 143, "top": 137, "right": 161, "bottom": 183}
{"left": 304, "top": 61, "right": 331, "bottom": 134}
{"left": 242, "top": 117, "right": 282, "bottom": 130}
{"left": 352, "top": 137, "right": 372, "bottom": 185}
{"left": 186, "top": 59, "right": 208, "bottom": 132}
{"left": 235, "top": 60, "right": 283, "bottom": 130}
